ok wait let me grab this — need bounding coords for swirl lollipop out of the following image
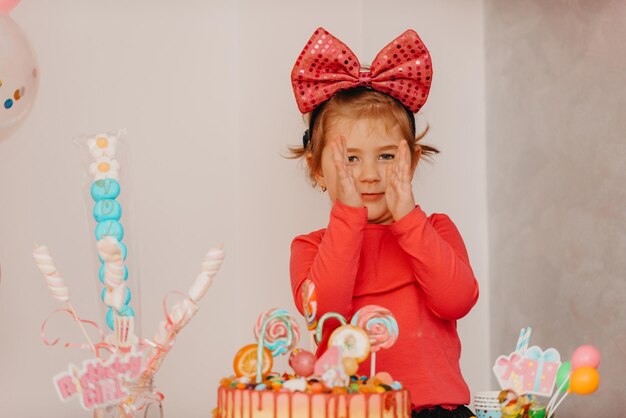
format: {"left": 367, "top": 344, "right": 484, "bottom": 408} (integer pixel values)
{"left": 351, "top": 305, "right": 399, "bottom": 375}
{"left": 253, "top": 308, "right": 300, "bottom": 382}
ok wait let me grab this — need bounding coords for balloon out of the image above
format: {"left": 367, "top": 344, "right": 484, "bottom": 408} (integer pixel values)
{"left": 0, "top": 0, "right": 20, "bottom": 14}
{"left": 569, "top": 366, "right": 600, "bottom": 395}
{"left": 571, "top": 345, "right": 601, "bottom": 369}
{"left": 555, "top": 361, "right": 571, "bottom": 392}
{"left": 0, "top": 13, "right": 39, "bottom": 142}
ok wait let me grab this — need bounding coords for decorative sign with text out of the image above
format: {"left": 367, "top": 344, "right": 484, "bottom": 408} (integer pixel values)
{"left": 493, "top": 345, "right": 561, "bottom": 397}
{"left": 53, "top": 351, "right": 144, "bottom": 410}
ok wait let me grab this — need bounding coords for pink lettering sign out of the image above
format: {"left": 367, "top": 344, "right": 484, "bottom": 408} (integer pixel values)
{"left": 52, "top": 350, "right": 145, "bottom": 410}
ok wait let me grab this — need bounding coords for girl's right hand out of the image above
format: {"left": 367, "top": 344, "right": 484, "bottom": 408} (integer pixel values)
{"left": 330, "top": 136, "right": 363, "bottom": 208}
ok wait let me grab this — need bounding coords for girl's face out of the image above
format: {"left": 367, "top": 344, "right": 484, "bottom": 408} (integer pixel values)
{"left": 315, "top": 117, "right": 415, "bottom": 224}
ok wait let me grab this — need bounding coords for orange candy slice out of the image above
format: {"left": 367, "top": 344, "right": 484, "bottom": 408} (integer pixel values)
{"left": 233, "top": 344, "right": 273, "bottom": 379}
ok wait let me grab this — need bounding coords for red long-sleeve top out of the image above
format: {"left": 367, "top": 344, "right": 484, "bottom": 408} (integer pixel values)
{"left": 290, "top": 201, "right": 479, "bottom": 411}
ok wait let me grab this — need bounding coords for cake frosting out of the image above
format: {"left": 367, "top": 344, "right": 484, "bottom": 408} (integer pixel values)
{"left": 214, "top": 374, "right": 411, "bottom": 418}
{"left": 214, "top": 307, "right": 410, "bottom": 418}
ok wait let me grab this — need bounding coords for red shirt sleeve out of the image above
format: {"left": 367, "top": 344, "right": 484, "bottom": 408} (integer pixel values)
{"left": 390, "top": 206, "right": 479, "bottom": 320}
{"left": 290, "top": 201, "right": 367, "bottom": 320}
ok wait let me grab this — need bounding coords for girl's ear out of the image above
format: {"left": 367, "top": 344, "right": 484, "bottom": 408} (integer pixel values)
{"left": 306, "top": 153, "right": 326, "bottom": 188}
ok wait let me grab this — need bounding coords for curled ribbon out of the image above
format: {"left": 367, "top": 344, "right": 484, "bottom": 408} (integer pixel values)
{"left": 163, "top": 290, "right": 198, "bottom": 331}
{"left": 41, "top": 308, "right": 105, "bottom": 353}
{"left": 141, "top": 291, "right": 198, "bottom": 383}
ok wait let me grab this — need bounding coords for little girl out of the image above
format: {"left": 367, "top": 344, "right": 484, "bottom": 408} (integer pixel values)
{"left": 288, "top": 28, "right": 479, "bottom": 418}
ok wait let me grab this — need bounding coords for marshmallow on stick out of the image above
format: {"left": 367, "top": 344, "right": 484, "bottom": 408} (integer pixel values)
{"left": 151, "top": 246, "right": 224, "bottom": 351}
{"left": 189, "top": 246, "right": 224, "bottom": 302}
{"left": 32, "top": 245, "right": 96, "bottom": 353}
{"left": 33, "top": 246, "right": 70, "bottom": 302}
{"left": 146, "top": 246, "right": 224, "bottom": 382}
{"left": 96, "top": 236, "right": 126, "bottom": 310}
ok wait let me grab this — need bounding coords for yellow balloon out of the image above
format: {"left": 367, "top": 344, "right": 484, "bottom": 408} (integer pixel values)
{"left": 569, "top": 366, "right": 600, "bottom": 395}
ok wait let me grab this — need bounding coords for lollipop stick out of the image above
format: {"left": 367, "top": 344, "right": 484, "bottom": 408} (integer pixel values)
{"left": 309, "top": 332, "right": 317, "bottom": 352}
{"left": 370, "top": 352, "right": 376, "bottom": 377}
{"left": 67, "top": 301, "right": 97, "bottom": 355}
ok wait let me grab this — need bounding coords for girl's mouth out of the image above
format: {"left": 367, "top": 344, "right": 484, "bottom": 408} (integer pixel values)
{"left": 361, "top": 193, "right": 384, "bottom": 202}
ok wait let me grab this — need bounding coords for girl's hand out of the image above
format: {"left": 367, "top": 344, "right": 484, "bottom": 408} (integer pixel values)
{"left": 330, "top": 136, "right": 363, "bottom": 208}
{"left": 386, "top": 140, "right": 416, "bottom": 220}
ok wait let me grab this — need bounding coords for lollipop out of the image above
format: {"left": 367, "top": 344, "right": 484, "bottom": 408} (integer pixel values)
{"left": 301, "top": 279, "right": 318, "bottom": 330}
{"left": 328, "top": 325, "right": 370, "bottom": 362}
{"left": 254, "top": 308, "right": 300, "bottom": 356}
{"left": 253, "top": 308, "right": 300, "bottom": 383}
{"left": 314, "top": 311, "right": 370, "bottom": 366}
{"left": 314, "top": 312, "right": 347, "bottom": 344}
{"left": 350, "top": 305, "right": 399, "bottom": 375}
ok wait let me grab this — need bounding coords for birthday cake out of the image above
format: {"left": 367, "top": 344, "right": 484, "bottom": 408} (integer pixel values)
{"left": 213, "top": 308, "right": 411, "bottom": 418}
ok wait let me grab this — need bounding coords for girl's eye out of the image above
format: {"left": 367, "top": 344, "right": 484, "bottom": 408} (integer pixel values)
{"left": 379, "top": 153, "right": 395, "bottom": 160}
{"left": 347, "top": 155, "right": 359, "bottom": 163}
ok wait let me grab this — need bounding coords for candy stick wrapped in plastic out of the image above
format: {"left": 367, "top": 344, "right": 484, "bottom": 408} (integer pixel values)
{"left": 33, "top": 245, "right": 97, "bottom": 354}
{"left": 81, "top": 130, "right": 134, "bottom": 331}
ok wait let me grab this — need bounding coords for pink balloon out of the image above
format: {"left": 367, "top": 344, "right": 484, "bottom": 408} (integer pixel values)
{"left": 0, "top": 0, "right": 20, "bottom": 14}
{"left": 571, "top": 345, "right": 601, "bottom": 369}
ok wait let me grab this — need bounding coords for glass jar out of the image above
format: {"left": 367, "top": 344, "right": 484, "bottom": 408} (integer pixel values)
{"left": 93, "top": 378, "right": 163, "bottom": 418}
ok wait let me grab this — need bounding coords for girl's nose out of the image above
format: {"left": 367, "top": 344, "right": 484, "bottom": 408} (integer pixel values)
{"left": 358, "top": 160, "right": 381, "bottom": 183}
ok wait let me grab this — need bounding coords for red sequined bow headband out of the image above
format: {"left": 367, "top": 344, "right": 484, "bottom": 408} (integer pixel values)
{"left": 291, "top": 27, "right": 433, "bottom": 114}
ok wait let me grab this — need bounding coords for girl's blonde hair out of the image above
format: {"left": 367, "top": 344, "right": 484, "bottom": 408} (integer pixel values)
{"left": 288, "top": 87, "right": 438, "bottom": 186}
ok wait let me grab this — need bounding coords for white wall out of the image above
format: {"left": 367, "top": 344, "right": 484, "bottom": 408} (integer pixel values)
{"left": 0, "top": 1, "right": 488, "bottom": 416}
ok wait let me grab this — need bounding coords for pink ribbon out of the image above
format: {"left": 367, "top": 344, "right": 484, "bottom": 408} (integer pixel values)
{"left": 40, "top": 308, "right": 105, "bottom": 353}
{"left": 498, "top": 353, "right": 525, "bottom": 379}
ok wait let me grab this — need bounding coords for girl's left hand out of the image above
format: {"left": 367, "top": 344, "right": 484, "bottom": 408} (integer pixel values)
{"left": 385, "top": 140, "right": 416, "bottom": 221}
